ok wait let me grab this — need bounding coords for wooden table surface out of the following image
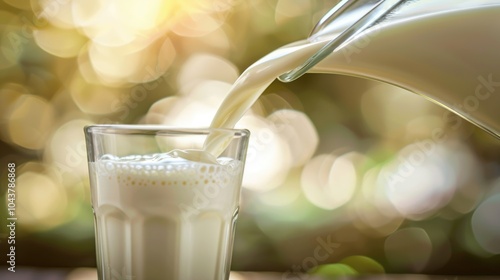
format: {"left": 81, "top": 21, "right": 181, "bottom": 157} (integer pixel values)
{"left": 0, "top": 267, "right": 497, "bottom": 280}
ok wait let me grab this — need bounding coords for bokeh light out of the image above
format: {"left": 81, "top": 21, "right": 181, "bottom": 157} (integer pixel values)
{"left": 301, "top": 153, "right": 357, "bottom": 210}
{"left": 0, "top": 10, "right": 27, "bottom": 69}
{"left": 471, "top": 193, "right": 500, "bottom": 254}
{"left": 6, "top": 93, "right": 55, "bottom": 150}
{"left": 177, "top": 53, "right": 239, "bottom": 90}
{"left": 377, "top": 141, "right": 479, "bottom": 220}
{"left": 15, "top": 162, "right": 69, "bottom": 230}
{"left": 33, "top": 25, "right": 86, "bottom": 58}
{"left": 0, "top": 0, "right": 498, "bottom": 276}
{"left": 45, "top": 119, "right": 91, "bottom": 178}
{"left": 267, "top": 109, "right": 318, "bottom": 167}
{"left": 385, "top": 227, "right": 433, "bottom": 272}
{"left": 238, "top": 115, "right": 292, "bottom": 191}
{"left": 69, "top": 74, "right": 125, "bottom": 114}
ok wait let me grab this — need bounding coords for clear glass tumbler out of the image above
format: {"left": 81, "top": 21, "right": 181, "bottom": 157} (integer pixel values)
{"left": 84, "top": 125, "right": 249, "bottom": 280}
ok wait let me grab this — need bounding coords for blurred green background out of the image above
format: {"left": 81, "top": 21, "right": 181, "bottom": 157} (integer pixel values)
{"left": 1, "top": 0, "right": 500, "bottom": 276}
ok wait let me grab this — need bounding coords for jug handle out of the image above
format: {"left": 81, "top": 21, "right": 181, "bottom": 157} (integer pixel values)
{"left": 278, "top": 0, "right": 405, "bottom": 83}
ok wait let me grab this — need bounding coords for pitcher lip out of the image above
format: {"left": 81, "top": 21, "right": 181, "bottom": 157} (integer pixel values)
{"left": 278, "top": 0, "right": 405, "bottom": 83}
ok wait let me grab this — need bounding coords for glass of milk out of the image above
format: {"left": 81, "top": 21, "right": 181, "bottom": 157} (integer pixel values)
{"left": 84, "top": 125, "right": 249, "bottom": 280}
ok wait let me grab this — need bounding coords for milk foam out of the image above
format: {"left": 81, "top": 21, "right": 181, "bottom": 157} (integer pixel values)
{"left": 95, "top": 152, "right": 239, "bottom": 189}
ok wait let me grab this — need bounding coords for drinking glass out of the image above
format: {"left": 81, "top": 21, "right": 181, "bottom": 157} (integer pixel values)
{"left": 84, "top": 125, "right": 249, "bottom": 280}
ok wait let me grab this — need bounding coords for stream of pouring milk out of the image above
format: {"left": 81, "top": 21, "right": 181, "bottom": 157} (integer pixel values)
{"left": 91, "top": 3, "right": 500, "bottom": 279}
{"left": 205, "top": 3, "right": 500, "bottom": 155}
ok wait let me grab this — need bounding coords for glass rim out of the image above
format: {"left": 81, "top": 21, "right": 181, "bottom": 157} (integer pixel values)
{"left": 84, "top": 124, "right": 250, "bottom": 137}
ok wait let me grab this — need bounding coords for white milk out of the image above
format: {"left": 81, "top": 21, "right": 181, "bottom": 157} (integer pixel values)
{"left": 92, "top": 3, "right": 500, "bottom": 278}
{"left": 312, "top": 3, "right": 500, "bottom": 136}
{"left": 206, "top": 3, "right": 500, "bottom": 154}
{"left": 90, "top": 154, "right": 243, "bottom": 280}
